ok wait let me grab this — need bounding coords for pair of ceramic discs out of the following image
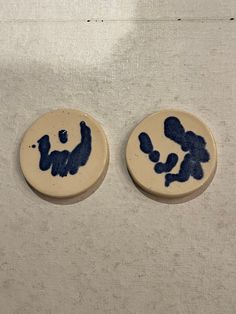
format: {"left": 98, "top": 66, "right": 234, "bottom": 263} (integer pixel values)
{"left": 20, "top": 109, "right": 217, "bottom": 202}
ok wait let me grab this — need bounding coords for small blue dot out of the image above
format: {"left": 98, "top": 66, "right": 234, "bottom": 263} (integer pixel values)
{"left": 58, "top": 130, "right": 68, "bottom": 144}
{"left": 149, "top": 150, "right": 160, "bottom": 162}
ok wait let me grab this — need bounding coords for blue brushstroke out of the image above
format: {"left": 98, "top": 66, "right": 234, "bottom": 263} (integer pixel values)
{"left": 37, "top": 121, "right": 92, "bottom": 177}
{"left": 58, "top": 130, "right": 68, "bottom": 144}
{"left": 164, "top": 116, "right": 210, "bottom": 187}
{"left": 138, "top": 132, "right": 177, "bottom": 173}
{"left": 138, "top": 132, "right": 153, "bottom": 154}
{"left": 154, "top": 153, "right": 179, "bottom": 174}
{"left": 149, "top": 150, "right": 160, "bottom": 163}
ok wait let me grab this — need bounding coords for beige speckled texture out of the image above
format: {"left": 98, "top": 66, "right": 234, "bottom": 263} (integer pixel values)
{"left": 0, "top": 1, "right": 236, "bottom": 314}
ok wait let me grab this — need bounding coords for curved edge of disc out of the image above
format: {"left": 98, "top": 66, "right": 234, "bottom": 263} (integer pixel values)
{"left": 128, "top": 158, "right": 217, "bottom": 203}
{"left": 28, "top": 149, "right": 110, "bottom": 204}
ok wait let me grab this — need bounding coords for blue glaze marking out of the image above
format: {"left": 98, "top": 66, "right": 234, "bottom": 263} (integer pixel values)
{"left": 164, "top": 116, "right": 185, "bottom": 146}
{"left": 164, "top": 117, "right": 210, "bottom": 187}
{"left": 58, "top": 130, "right": 68, "bottom": 143}
{"left": 149, "top": 150, "right": 160, "bottom": 162}
{"left": 154, "top": 153, "right": 178, "bottom": 174}
{"left": 37, "top": 121, "right": 92, "bottom": 177}
{"left": 138, "top": 115, "right": 210, "bottom": 187}
{"left": 165, "top": 154, "right": 204, "bottom": 187}
{"left": 139, "top": 132, "right": 153, "bottom": 154}
{"left": 139, "top": 133, "right": 160, "bottom": 163}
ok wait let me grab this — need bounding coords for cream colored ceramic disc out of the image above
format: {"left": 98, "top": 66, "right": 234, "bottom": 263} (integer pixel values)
{"left": 20, "top": 109, "right": 109, "bottom": 199}
{"left": 126, "top": 110, "right": 217, "bottom": 200}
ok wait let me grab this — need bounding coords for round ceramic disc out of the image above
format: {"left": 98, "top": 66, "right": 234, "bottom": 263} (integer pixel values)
{"left": 20, "top": 109, "right": 109, "bottom": 199}
{"left": 126, "top": 110, "right": 217, "bottom": 201}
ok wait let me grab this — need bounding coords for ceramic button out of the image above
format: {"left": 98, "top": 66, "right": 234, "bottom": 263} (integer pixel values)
{"left": 20, "top": 109, "right": 109, "bottom": 199}
{"left": 126, "top": 110, "right": 217, "bottom": 202}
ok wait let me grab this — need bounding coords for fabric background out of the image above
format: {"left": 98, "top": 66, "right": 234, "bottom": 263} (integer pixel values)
{"left": 0, "top": 1, "right": 235, "bottom": 313}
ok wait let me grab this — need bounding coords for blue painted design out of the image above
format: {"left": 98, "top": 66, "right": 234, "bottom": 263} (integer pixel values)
{"left": 138, "top": 132, "right": 178, "bottom": 174}
{"left": 138, "top": 116, "right": 210, "bottom": 187}
{"left": 154, "top": 153, "right": 178, "bottom": 174}
{"left": 164, "top": 116, "right": 210, "bottom": 186}
{"left": 58, "top": 130, "right": 68, "bottom": 143}
{"left": 139, "top": 132, "right": 153, "bottom": 154}
{"left": 36, "top": 121, "right": 92, "bottom": 177}
{"left": 149, "top": 150, "right": 160, "bottom": 163}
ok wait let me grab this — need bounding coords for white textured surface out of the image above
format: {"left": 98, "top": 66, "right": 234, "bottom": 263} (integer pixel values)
{"left": 0, "top": 1, "right": 236, "bottom": 314}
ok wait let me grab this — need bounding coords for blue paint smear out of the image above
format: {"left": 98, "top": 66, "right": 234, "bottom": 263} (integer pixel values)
{"left": 164, "top": 116, "right": 210, "bottom": 187}
{"left": 138, "top": 116, "right": 210, "bottom": 187}
{"left": 139, "top": 132, "right": 153, "bottom": 154}
{"left": 154, "top": 153, "right": 178, "bottom": 174}
{"left": 149, "top": 150, "right": 160, "bottom": 163}
{"left": 138, "top": 132, "right": 176, "bottom": 173}
{"left": 58, "top": 130, "right": 68, "bottom": 143}
{"left": 37, "top": 121, "right": 92, "bottom": 177}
